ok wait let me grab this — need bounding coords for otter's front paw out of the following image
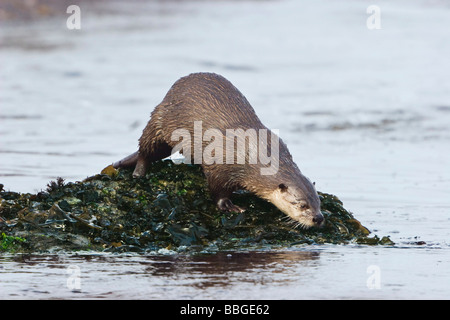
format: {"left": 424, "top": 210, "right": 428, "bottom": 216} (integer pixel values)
{"left": 217, "top": 198, "right": 245, "bottom": 213}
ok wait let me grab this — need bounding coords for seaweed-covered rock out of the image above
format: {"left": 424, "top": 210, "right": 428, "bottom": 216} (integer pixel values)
{"left": 0, "top": 160, "right": 393, "bottom": 253}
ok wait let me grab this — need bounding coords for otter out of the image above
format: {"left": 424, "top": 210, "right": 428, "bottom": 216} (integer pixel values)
{"left": 113, "top": 73, "right": 324, "bottom": 228}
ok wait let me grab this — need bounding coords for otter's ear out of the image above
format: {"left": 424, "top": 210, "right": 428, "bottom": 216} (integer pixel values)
{"left": 279, "top": 183, "right": 288, "bottom": 192}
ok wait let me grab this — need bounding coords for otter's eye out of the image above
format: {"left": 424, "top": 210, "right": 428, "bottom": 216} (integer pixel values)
{"left": 300, "top": 204, "right": 309, "bottom": 210}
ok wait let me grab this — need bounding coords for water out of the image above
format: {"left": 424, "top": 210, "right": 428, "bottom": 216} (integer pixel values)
{"left": 1, "top": 0, "right": 450, "bottom": 299}
{"left": 0, "top": 246, "right": 448, "bottom": 299}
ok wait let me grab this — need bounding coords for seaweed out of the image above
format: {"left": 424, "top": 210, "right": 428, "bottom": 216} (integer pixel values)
{"left": 0, "top": 233, "right": 27, "bottom": 253}
{"left": 0, "top": 160, "right": 393, "bottom": 253}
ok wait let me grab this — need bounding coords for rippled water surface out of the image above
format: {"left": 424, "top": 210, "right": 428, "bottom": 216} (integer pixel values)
{"left": 1, "top": 246, "right": 448, "bottom": 299}
{"left": 1, "top": 0, "right": 450, "bottom": 299}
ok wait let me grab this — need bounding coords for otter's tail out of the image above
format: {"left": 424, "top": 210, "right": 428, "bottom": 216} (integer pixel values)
{"left": 113, "top": 151, "right": 139, "bottom": 169}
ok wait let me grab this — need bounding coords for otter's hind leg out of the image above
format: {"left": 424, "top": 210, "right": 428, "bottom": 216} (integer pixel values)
{"left": 132, "top": 108, "right": 172, "bottom": 177}
{"left": 133, "top": 142, "right": 172, "bottom": 177}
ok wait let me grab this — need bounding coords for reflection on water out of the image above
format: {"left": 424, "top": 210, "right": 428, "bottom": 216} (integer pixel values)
{"left": 1, "top": 246, "right": 449, "bottom": 299}
{"left": 1, "top": 251, "right": 321, "bottom": 299}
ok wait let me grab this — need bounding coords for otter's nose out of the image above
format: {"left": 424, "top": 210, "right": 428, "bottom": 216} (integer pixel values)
{"left": 313, "top": 214, "right": 324, "bottom": 226}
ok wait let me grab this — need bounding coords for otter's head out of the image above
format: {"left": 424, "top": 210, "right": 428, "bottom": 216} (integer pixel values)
{"left": 267, "top": 180, "right": 324, "bottom": 228}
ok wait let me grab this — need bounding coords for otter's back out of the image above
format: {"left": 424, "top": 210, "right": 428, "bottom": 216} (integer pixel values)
{"left": 156, "top": 73, "right": 265, "bottom": 132}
